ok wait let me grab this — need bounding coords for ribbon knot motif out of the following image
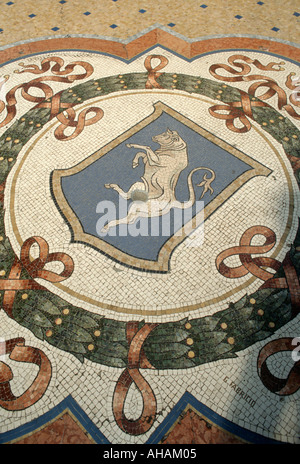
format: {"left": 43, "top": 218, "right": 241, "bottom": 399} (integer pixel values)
{"left": 216, "top": 225, "right": 300, "bottom": 396}
{"left": 216, "top": 225, "right": 280, "bottom": 281}
{"left": 113, "top": 322, "right": 158, "bottom": 435}
{"left": 0, "top": 337, "right": 52, "bottom": 410}
{"left": 0, "top": 57, "right": 104, "bottom": 140}
{"left": 257, "top": 338, "right": 300, "bottom": 396}
{"left": 208, "top": 54, "right": 300, "bottom": 133}
{"left": 0, "top": 236, "right": 74, "bottom": 318}
{"left": 0, "top": 236, "right": 73, "bottom": 410}
{"left": 216, "top": 225, "right": 300, "bottom": 313}
{"left": 144, "top": 55, "right": 169, "bottom": 89}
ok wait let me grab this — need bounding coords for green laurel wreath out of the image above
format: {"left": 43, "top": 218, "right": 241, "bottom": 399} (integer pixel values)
{"left": 0, "top": 69, "right": 299, "bottom": 369}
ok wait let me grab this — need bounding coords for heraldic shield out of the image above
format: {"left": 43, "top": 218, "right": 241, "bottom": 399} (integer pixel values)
{"left": 51, "top": 102, "right": 271, "bottom": 272}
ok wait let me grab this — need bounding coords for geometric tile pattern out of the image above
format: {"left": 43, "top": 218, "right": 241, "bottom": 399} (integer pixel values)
{"left": 0, "top": 0, "right": 299, "bottom": 44}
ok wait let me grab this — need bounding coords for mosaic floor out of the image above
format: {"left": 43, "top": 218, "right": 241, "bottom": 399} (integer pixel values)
{"left": 0, "top": 0, "right": 299, "bottom": 446}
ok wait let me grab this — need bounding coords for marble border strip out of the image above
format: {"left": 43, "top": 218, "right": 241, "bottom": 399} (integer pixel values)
{"left": 146, "top": 391, "right": 284, "bottom": 445}
{"left": 0, "top": 25, "right": 300, "bottom": 49}
{"left": 0, "top": 395, "right": 110, "bottom": 444}
{"left": 0, "top": 391, "right": 284, "bottom": 445}
{"left": 0, "top": 29, "right": 299, "bottom": 66}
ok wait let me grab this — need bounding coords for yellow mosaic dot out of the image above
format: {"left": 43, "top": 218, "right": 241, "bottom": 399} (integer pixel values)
{"left": 36, "top": 123, "right": 41, "bottom": 127}
{"left": 250, "top": 298, "right": 256, "bottom": 304}
{"left": 77, "top": 97, "right": 81, "bottom": 101}
{"left": 46, "top": 330, "right": 53, "bottom": 337}
{"left": 270, "top": 119, "right": 274, "bottom": 123}
{"left": 194, "top": 85, "right": 198, "bottom": 89}
{"left": 97, "top": 87, "right": 102, "bottom": 90}
{"left": 5, "top": 137, "right": 11, "bottom": 141}
{"left": 0, "top": 157, "right": 3, "bottom": 161}
{"left": 22, "top": 293, "right": 28, "bottom": 300}
{"left": 283, "top": 137, "right": 289, "bottom": 141}
{"left": 279, "top": 116, "right": 284, "bottom": 120}
{"left": 186, "top": 338, "right": 194, "bottom": 346}
{"left": 72, "top": 94, "right": 77, "bottom": 97}
{"left": 227, "top": 337, "right": 235, "bottom": 345}
{"left": 262, "top": 122, "right": 268, "bottom": 126}
{"left": 29, "top": 121, "right": 33, "bottom": 124}
{"left": 123, "top": 86, "right": 127, "bottom": 89}
{"left": 216, "top": 95, "right": 221, "bottom": 99}
{"left": 55, "top": 317, "right": 62, "bottom": 325}
{"left": 118, "top": 75, "right": 123, "bottom": 79}
{"left": 0, "top": 236, "right": 3, "bottom": 241}
{"left": 21, "top": 117, "right": 26, "bottom": 121}
{"left": 218, "top": 90, "right": 223, "bottom": 94}
{"left": 0, "top": 270, "right": 5, "bottom": 276}
{"left": 94, "top": 330, "right": 101, "bottom": 337}
{"left": 14, "top": 139, "right": 19, "bottom": 144}
{"left": 173, "top": 74, "right": 177, "bottom": 78}
{"left": 257, "top": 309, "right": 264, "bottom": 316}
{"left": 88, "top": 344, "right": 94, "bottom": 351}
{"left": 68, "top": 88, "right": 73, "bottom": 92}
{"left": 120, "top": 80, "right": 124, "bottom": 84}
{"left": 197, "top": 80, "right": 201, "bottom": 84}
{"left": 173, "top": 79, "right": 177, "bottom": 83}
{"left": 188, "top": 350, "right": 195, "bottom": 358}
{"left": 292, "top": 135, "right": 298, "bottom": 139}
{"left": 8, "top": 158, "right": 13, "bottom": 162}
{"left": 269, "top": 322, "right": 275, "bottom": 328}
{"left": 222, "top": 84, "right": 227, "bottom": 88}
{"left": 62, "top": 308, "right": 69, "bottom": 315}
{"left": 185, "top": 322, "right": 191, "bottom": 330}
{"left": 221, "top": 322, "right": 227, "bottom": 330}
{"left": 93, "top": 82, "right": 99, "bottom": 86}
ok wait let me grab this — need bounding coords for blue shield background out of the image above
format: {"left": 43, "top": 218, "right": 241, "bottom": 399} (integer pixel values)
{"left": 60, "top": 111, "right": 252, "bottom": 261}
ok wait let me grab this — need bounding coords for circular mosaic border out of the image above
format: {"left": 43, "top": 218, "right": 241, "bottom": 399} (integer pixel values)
{"left": 0, "top": 51, "right": 299, "bottom": 371}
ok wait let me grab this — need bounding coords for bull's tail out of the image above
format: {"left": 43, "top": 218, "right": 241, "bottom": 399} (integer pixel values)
{"left": 181, "top": 167, "right": 216, "bottom": 209}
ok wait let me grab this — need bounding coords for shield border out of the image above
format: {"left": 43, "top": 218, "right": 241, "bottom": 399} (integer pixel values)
{"left": 51, "top": 101, "right": 271, "bottom": 272}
